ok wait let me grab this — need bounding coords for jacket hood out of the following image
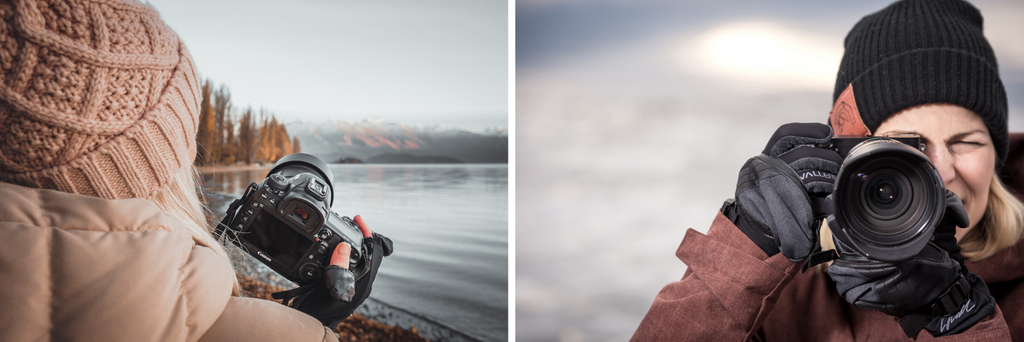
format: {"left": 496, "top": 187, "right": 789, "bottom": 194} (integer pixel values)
{"left": 0, "top": 181, "right": 235, "bottom": 341}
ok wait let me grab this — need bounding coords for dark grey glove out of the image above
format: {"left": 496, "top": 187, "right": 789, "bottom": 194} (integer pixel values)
{"left": 272, "top": 232, "right": 394, "bottom": 327}
{"left": 725, "top": 123, "right": 843, "bottom": 262}
{"left": 827, "top": 190, "right": 996, "bottom": 337}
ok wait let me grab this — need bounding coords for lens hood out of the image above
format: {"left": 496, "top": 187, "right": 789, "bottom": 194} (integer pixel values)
{"left": 268, "top": 153, "right": 336, "bottom": 206}
{"left": 831, "top": 138, "right": 945, "bottom": 262}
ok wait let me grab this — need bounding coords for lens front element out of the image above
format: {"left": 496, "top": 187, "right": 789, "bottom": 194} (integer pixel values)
{"left": 846, "top": 161, "right": 922, "bottom": 236}
{"left": 872, "top": 180, "right": 899, "bottom": 207}
{"left": 832, "top": 138, "right": 945, "bottom": 262}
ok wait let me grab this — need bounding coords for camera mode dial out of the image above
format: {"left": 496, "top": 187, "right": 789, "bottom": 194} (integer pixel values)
{"left": 267, "top": 174, "right": 288, "bottom": 190}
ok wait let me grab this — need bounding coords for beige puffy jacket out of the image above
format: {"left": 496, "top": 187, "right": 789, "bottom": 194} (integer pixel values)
{"left": 0, "top": 182, "right": 340, "bottom": 342}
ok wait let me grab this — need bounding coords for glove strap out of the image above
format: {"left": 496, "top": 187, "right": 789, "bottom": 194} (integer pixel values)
{"left": 930, "top": 275, "right": 972, "bottom": 315}
{"left": 897, "top": 275, "right": 972, "bottom": 337}
{"left": 801, "top": 248, "right": 838, "bottom": 272}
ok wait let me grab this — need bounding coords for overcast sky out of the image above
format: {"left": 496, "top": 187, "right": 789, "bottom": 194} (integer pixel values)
{"left": 147, "top": 0, "right": 508, "bottom": 132}
{"left": 518, "top": 0, "right": 1024, "bottom": 109}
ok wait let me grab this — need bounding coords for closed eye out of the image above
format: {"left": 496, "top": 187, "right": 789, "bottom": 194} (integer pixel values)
{"left": 948, "top": 138, "right": 987, "bottom": 154}
{"left": 950, "top": 139, "right": 985, "bottom": 147}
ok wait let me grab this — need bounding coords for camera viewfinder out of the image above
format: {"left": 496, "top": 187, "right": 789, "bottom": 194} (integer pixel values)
{"left": 294, "top": 207, "right": 310, "bottom": 223}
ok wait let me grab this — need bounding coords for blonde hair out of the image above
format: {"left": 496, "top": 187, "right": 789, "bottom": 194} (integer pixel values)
{"left": 820, "top": 173, "right": 1024, "bottom": 265}
{"left": 151, "top": 164, "right": 241, "bottom": 296}
{"left": 959, "top": 175, "right": 1024, "bottom": 260}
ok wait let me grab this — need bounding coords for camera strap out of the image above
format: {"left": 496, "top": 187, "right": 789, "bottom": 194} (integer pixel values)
{"left": 214, "top": 182, "right": 259, "bottom": 240}
{"left": 271, "top": 282, "right": 320, "bottom": 307}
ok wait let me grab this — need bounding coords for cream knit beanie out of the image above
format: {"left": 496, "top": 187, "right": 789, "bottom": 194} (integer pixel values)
{"left": 0, "top": 0, "right": 200, "bottom": 199}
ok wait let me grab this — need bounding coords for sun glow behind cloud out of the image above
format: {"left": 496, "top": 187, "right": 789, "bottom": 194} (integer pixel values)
{"left": 679, "top": 21, "right": 843, "bottom": 92}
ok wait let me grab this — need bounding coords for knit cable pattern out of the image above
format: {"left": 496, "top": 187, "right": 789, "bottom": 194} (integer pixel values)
{"left": 0, "top": 0, "right": 200, "bottom": 199}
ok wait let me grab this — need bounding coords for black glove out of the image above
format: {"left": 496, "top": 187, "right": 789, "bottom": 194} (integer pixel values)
{"left": 827, "top": 190, "right": 995, "bottom": 337}
{"left": 273, "top": 232, "right": 394, "bottom": 327}
{"left": 725, "top": 123, "right": 843, "bottom": 261}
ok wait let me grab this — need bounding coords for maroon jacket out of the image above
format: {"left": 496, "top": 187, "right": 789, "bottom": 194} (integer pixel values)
{"left": 632, "top": 134, "right": 1024, "bottom": 341}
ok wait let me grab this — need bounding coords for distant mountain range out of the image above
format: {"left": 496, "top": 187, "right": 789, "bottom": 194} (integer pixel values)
{"left": 285, "top": 118, "right": 508, "bottom": 164}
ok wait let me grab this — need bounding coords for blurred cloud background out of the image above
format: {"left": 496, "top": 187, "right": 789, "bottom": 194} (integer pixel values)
{"left": 515, "top": 0, "right": 1024, "bottom": 341}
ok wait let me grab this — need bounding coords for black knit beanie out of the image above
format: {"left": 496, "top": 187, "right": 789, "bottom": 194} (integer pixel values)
{"left": 831, "top": 0, "right": 1009, "bottom": 167}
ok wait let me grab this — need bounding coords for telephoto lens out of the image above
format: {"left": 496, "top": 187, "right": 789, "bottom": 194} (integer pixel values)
{"left": 830, "top": 138, "right": 946, "bottom": 262}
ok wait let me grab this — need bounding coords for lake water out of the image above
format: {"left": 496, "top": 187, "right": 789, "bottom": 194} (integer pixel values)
{"left": 203, "top": 164, "right": 508, "bottom": 342}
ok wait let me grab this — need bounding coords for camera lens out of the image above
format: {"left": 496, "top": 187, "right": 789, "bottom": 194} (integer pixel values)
{"left": 831, "top": 138, "right": 945, "bottom": 262}
{"left": 849, "top": 169, "right": 915, "bottom": 234}
{"left": 874, "top": 182, "right": 898, "bottom": 206}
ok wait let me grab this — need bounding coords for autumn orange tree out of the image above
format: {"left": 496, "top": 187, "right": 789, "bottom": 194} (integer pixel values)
{"left": 194, "top": 79, "right": 300, "bottom": 166}
{"left": 195, "top": 80, "right": 215, "bottom": 165}
{"left": 236, "top": 107, "right": 258, "bottom": 165}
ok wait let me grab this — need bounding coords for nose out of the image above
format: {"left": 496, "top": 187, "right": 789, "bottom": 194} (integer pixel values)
{"left": 926, "top": 144, "right": 956, "bottom": 186}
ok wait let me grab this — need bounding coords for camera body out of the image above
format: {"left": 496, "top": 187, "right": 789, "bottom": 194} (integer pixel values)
{"left": 218, "top": 153, "right": 366, "bottom": 286}
{"left": 831, "top": 135, "right": 923, "bottom": 158}
{"left": 829, "top": 135, "right": 947, "bottom": 262}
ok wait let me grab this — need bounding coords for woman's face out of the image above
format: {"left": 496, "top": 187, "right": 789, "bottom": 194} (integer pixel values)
{"left": 873, "top": 103, "right": 996, "bottom": 241}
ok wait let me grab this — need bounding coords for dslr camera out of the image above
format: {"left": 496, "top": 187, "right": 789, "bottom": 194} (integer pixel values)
{"left": 216, "top": 153, "right": 368, "bottom": 286}
{"left": 829, "top": 135, "right": 947, "bottom": 262}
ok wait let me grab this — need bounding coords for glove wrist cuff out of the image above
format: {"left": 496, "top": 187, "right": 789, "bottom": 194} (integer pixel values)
{"left": 898, "top": 274, "right": 986, "bottom": 337}
{"left": 721, "top": 198, "right": 740, "bottom": 223}
{"left": 722, "top": 199, "right": 780, "bottom": 257}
